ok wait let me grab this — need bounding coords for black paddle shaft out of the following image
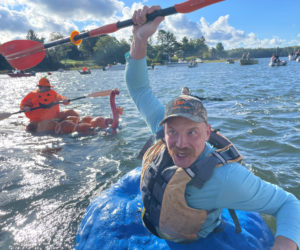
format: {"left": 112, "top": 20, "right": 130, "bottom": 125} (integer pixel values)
{"left": 14, "top": 96, "right": 87, "bottom": 115}
{"left": 44, "top": 7, "right": 177, "bottom": 49}
{"left": 116, "top": 7, "right": 177, "bottom": 29}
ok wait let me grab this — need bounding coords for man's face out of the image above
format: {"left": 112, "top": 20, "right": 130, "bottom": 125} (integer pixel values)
{"left": 164, "top": 116, "right": 210, "bottom": 168}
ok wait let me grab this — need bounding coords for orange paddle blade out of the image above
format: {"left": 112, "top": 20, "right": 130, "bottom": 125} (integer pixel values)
{"left": 88, "top": 90, "right": 114, "bottom": 97}
{"left": 0, "top": 112, "right": 12, "bottom": 121}
{"left": 0, "top": 40, "right": 45, "bottom": 70}
{"left": 175, "top": 0, "right": 224, "bottom": 13}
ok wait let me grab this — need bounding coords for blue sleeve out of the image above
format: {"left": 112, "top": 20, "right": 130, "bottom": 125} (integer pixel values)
{"left": 216, "top": 163, "right": 300, "bottom": 247}
{"left": 125, "top": 52, "right": 164, "bottom": 134}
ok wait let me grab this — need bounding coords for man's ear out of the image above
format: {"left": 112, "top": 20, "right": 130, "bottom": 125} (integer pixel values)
{"left": 206, "top": 124, "right": 211, "bottom": 140}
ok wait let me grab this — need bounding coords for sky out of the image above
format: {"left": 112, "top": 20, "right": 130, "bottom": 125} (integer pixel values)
{"left": 1, "top": 0, "right": 300, "bottom": 50}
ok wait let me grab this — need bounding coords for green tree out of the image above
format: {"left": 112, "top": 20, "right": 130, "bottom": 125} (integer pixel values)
{"left": 192, "top": 37, "right": 208, "bottom": 58}
{"left": 0, "top": 54, "right": 12, "bottom": 70}
{"left": 27, "top": 30, "right": 63, "bottom": 71}
{"left": 79, "top": 35, "right": 99, "bottom": 59}
{"left": 156, "top": 30, "right": 178, "bottom": 58}
{"left": 26, "top": 29, "right": 44, "bottom": 43}
{"left": 215, "top": 42, "right": 226, "bottom": 58}
{"left": 209, "top": 47, "right": 217, "bottom": 59}
{"left": 93, "top": 36, "right": 129, "bottom": 66}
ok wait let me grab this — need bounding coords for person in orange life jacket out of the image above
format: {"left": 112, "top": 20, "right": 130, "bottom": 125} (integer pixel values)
{"left": 126, "top": 5, "right": 300, "bottom": 249}
{"left": 20, "top": 77, "right": 78, "bottom": 133}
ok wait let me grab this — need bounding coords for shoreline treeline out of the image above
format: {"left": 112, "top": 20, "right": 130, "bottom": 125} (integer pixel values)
{"left": 0, "top": 29, "right": 299, "bottom": 72}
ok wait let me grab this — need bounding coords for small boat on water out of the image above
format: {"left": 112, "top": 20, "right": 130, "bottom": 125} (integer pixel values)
{"left": 188, "top": 59, "right": 198, "bottom": 68}
{"left": 269, "top": 54, "right": 287, "bottom": 67}
{"left": 188, "top": 63, "right": 198, "bottom": 68}
{"left": 105, "top": 63, "right": 125, "bottom": 71}
{"left": 226, "top": 59, "right": 235, "bottom": 64}
{"left": 8, "top": 71, "right": 36, "bottom": 77}
{"left": 239, "top": 58, "right": 258, "bottom": 65}
{"left": 78, "top": 67, "right": 91, "bottom": 74}
{"left": 269, "top": 60, "right": 287, "bottom": 67}
{"left": 292, "top": 49, "right": 300, "bottom": 62}
{"left": 239, "top": 52, "right": 258, "bottom": 65}
{"left": 288, "top": 53, "right": 296, "bottom": 61}
{"left": 166, "top": 60, "right": 189, "bottom": 67}
{"left": 78, "top": 70, "right": 91, "bottom": 74}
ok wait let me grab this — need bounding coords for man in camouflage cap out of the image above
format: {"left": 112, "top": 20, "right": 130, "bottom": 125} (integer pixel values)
{"left": 159, "top": 95, "right": 208, "bottom": 125}
{"left": 123, "top": 4, "right": 300, "bottom": 249}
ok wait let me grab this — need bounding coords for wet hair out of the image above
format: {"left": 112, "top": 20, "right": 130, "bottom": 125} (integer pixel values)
{"left": 181, "top": 86, "right": 190, "bottom": 95}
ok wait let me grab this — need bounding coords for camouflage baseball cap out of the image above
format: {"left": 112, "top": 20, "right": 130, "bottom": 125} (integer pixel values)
{"left": 159, "top": 95, "right": 208, "bottom": 126}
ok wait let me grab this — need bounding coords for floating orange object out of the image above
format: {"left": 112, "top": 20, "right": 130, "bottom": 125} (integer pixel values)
{"left": 57, "top": 109, "right": 79, "bottom": 120}
{"left": 80, "top": 116, "right": 93, "bottom": 124}
{"left": 91, "top": 117, "right": 107, "bottom": 128}
{"left": 76, "top": 123, "right": 93, "bottom": 135}
{"left": 55, "top": 120, "right": 77, "bottom": 134}
{"left": 64, "top": 116, "right": 80, "bottom": 124}
{"left": 70, "top": 30, "right": 82, "bottom": 46}
{"left": 117, "top": 106, "right": 123, "bottom": 115}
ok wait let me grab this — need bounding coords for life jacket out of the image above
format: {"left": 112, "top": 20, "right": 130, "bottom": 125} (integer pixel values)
{"left": 140, "top": 130, "right": 242, "bottom": 241}
{"left": 20, "top": 89, "right": 64, "bottom": 122}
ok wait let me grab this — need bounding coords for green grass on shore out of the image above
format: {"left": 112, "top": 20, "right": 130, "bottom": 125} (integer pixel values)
{"left": 61, "top": 59, "right": 102, "bottom": 70}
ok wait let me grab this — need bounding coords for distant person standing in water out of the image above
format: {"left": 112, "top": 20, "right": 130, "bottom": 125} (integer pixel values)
{"left": 181, "top": 86, "right": 223, "bottom": 102}
{"left": 181, "top": 86, "right": 191, "bottom": 95}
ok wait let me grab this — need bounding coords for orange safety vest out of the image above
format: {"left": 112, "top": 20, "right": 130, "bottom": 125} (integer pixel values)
{"left": 20, "top": 89, "right": 67, "bottom": 122}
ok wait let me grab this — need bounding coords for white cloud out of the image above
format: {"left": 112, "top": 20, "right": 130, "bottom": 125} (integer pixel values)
{"left": 109, "top": 3, "right": 144, "bottom": 42}
{"left": 200, "top": 15, "right": 259, "bottom": 49}
{"left": 0, "top": 6, "right": 31, "bottom": 32}
{"left": 160, "top": 14, "right": 202, "bottom": 41}
{"left": 0, "top": 0, "right": 124, "bottom": 44}
{"left": 160, "top": 14, "right": 300, "bottom": 49}
{"left": 7, "top": 0, "right": 124, "bottom": 21}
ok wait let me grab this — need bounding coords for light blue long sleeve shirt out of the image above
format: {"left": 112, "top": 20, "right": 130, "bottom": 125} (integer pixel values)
{"left": 125, "top": 53, "right": 300, "bottom": 247}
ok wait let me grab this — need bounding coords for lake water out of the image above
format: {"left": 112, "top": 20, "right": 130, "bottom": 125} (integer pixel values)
{"left": 0, "top": 57, "right": 299, "bottom": 249}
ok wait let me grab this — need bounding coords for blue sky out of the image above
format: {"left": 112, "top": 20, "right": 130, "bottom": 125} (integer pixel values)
{"left": 1, "top": 0, "right": 300, "bottom": 49}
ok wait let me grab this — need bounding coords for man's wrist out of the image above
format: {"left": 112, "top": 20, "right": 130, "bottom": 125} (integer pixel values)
{"left": 130, "top": 37, "right": 147, "bottom": 59}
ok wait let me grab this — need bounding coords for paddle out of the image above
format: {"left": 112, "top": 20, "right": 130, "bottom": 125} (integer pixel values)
{"left": 0, "top": 89, "right": 113, "bottom": 121}
{"left": 0, "top": 0, "right": 224, "bottom": 70}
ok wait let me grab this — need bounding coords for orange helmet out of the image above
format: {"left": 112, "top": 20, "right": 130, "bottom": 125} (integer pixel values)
{"left": 38, "top": 77, "right": 53, "bottom": 87}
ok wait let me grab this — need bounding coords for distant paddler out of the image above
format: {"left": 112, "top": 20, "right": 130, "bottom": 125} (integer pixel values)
{"left": 20, "top": 77, "right": 79, "bottom": 133}
{"left": 181, "top": 86, "right": 224, "bottom": 101}
{"left": 19, "top": 78, "right": 122, "bottom": 135}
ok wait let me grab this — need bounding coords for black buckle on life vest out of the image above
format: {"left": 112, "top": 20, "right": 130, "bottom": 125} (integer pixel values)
{"left": 212, "top": 209, "right": 242, "bottom": 234}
